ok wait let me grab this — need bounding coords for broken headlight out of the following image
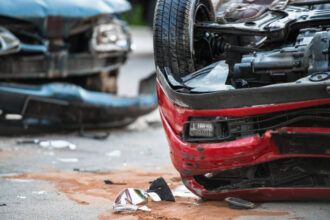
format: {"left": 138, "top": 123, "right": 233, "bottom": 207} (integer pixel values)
{"left": 0, "top": 28, "right": 20, "bottom": 55}
{"left": 90, "top": 21, "right": 130, "bottom": 53}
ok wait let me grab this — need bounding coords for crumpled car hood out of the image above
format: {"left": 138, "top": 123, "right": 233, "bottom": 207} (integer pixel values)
{"left": 0, "top": 0, "right": 131, "bottom": 18}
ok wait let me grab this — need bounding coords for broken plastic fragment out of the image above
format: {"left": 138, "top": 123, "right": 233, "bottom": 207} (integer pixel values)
{"left": 104, "top": 179, "right": 126, "bottom": 185}
{"left": 113, "top": 188, "right": 149, "bottom": 213}
{"left": 57, "top": 158, "right": 79, "bottom": 163}
{"left": 114, "top": 188, "right": 148, "bottom": 206}
{"left": 171, "top": 185, "right": 199, "bottom": 199}
{"left": 147, "top": 192, "right": 161, "bottom": 202}
{"left": 113, "top": 204, "right": 138, "bottom": 212}
{"left": 106, "top": 150, "right": 121, "bottom": 157}
{"left": 225, "top": 197, "right": 256, "bottom": 210}
{"left": 148, "top": 177, "right": 175, "bottom": 202}
{"left": 104, "top": 179, "right": 114, "bottom": 185}
{"left": 16, "top": 139, "right": 76, "bottom": 150}
{"left": 138, "top": 206, "right": 151, "bottom": 212}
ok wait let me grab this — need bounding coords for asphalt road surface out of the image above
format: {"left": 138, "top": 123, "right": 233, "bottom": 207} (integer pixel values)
{"left": 0, "top": 28, "right": 329, "bottom": 220}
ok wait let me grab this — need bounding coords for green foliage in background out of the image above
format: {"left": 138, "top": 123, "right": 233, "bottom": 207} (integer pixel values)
{"left": 122, "top": 5, "right": 147, "bottom": 26}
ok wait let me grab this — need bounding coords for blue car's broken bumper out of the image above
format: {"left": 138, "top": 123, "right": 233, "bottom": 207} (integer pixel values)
{"left": 0, "top": 75, "right": 157, "bottom": 134}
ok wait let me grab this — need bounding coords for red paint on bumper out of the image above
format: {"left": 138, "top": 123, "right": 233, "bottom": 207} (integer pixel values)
{"left": 157, "top": 81, "right": 330, "bottom": 200}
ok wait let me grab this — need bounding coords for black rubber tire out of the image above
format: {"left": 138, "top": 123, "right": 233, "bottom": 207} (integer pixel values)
{"left": 144, "top": 0, "right": 157, "bottom": 27}
{"left": 153, "top": 0, "right": 215, "bottom": 80}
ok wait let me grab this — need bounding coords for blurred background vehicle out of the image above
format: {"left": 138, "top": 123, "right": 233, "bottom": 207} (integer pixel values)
{"left": 0, "top": 0, "right": 157, "bottom": 134}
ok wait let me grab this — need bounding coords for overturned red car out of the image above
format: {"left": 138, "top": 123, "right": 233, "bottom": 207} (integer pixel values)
{"left": 154, "top": 0, "right": 330, "bottom": 201}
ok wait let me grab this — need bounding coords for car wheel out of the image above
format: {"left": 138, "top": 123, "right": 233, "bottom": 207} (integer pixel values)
{"left": 144, "top": 0, "right": 157, "bottom": 27}
{"left": 154, "top": 0, "right": 215, "bottom": 80}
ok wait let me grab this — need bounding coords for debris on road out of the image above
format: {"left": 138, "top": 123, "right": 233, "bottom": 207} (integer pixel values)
{"left": 225, "top": 197, "right": 256, "bottom": 210}
{"left": 113, "top": 188, "right": 149, "bottom": 213}
{"left": 104, "top": 179, "right": 114, "bottom": 185}
{"left": 114, "top": 188, "right": 148, "bottom": 206}
{"left": 104, "top": 179, "right": 126, "bottom": 186}
{"left": 57, "top": 158, "right": 79, "bottom": 163}
{"left": 73, "top": 168, "right": 101, "bottom": 173}
{"left": 106, "top": 150, "right": 121, "bottom": 158}
{"left": 16, "top": 139, "right": 76, "bottom": 150}
{"left": 171, "top": 185, "right": 199, "bottom": 199}
{"left": 113, "top": 204, "right": 138, "bottom": 212}
{"left": 138, "top": 205, "right": 151, "bottom": 212}
{"left": 31, "top": 191, "right": 47, "bottom": 195}
{"left": 148, "top": 177, "right": 175, "bottom": 202}
{"left": 78, "top": 129, "right": 110, "bottom": 140}
{"left": 147, "top": 192, "right": 161, "bottom": 202}
{"left": 0, "top": 204, "right": 6, "bottom": 207}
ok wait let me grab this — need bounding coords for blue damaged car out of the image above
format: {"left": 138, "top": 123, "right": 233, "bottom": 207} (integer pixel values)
{"left": 0, "top": 0, "right": 157, "bottom": 134}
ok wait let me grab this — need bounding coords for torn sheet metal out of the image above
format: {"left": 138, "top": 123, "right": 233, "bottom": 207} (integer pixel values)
{"left": 0, "top": 0, "right": 131, "bottom": 18}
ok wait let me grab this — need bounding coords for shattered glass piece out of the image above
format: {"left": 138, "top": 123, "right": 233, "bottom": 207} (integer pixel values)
{"left": 148, "top": 177, "right": 175, "bottom": 202}
{"left": 114, "top": 188, "right": 148, "bottom": 206}
{"left": 225, "top": 197, "right": 256, "bottom": 209}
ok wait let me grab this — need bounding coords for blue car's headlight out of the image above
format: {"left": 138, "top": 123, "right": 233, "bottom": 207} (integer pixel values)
{"left": 0, "top": 28, "right": 20, "bottom": 55}
{"left": 90, "top": 20, "right": 130, "bottom": 53}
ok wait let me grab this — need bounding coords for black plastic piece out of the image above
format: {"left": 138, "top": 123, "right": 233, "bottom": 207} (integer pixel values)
{"left": 273, "top": 132, "right": 330, "bottom": 155}
{"left": 104, "top": 179, "right": 114, "bottom": 185}
{"left": 148, "top": 177, "right": 175, "bottom": 202}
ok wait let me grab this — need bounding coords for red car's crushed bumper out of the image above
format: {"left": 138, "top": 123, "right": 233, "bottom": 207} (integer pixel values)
{"left": 157, "top": 80, "right": 330, "bottom": 201}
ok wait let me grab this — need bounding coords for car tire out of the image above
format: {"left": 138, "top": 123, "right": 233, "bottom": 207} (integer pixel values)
{"left": 144, "top": 0, "right": 157, "bottom": 27}
{"left": 153, "top": 0, "right": 215, "bottom": 80}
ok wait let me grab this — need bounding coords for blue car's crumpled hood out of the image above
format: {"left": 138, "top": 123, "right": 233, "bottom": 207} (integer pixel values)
{"left": 0, "top": 0, "right": 131, "bottom": 18}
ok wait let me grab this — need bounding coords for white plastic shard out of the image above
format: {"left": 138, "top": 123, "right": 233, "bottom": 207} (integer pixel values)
{"left": 39, "top": 140, "right": 76, "bottom": 150}
{"left": 147, "top": 192, "right": 161, "bottom": 202}
{"left": 138, "top": 206, "right": 151, "bottom": 212}
{"left": 171, "top": 185, "right": 199, "bottom": 199}
{"left": 16, "top": 139, "right": 76, "bottom": 150}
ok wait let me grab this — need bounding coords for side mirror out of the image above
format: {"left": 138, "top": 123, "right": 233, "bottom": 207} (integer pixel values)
{"left": 0, "top": 28, "right": 20, "bottom": 55}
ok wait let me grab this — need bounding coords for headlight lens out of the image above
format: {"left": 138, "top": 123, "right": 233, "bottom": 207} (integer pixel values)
{"left": 90, "top": 21, "right": 130, "bottom": 53}
{"left": 0, "top": 28, "right": 20, "bottom": 55}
